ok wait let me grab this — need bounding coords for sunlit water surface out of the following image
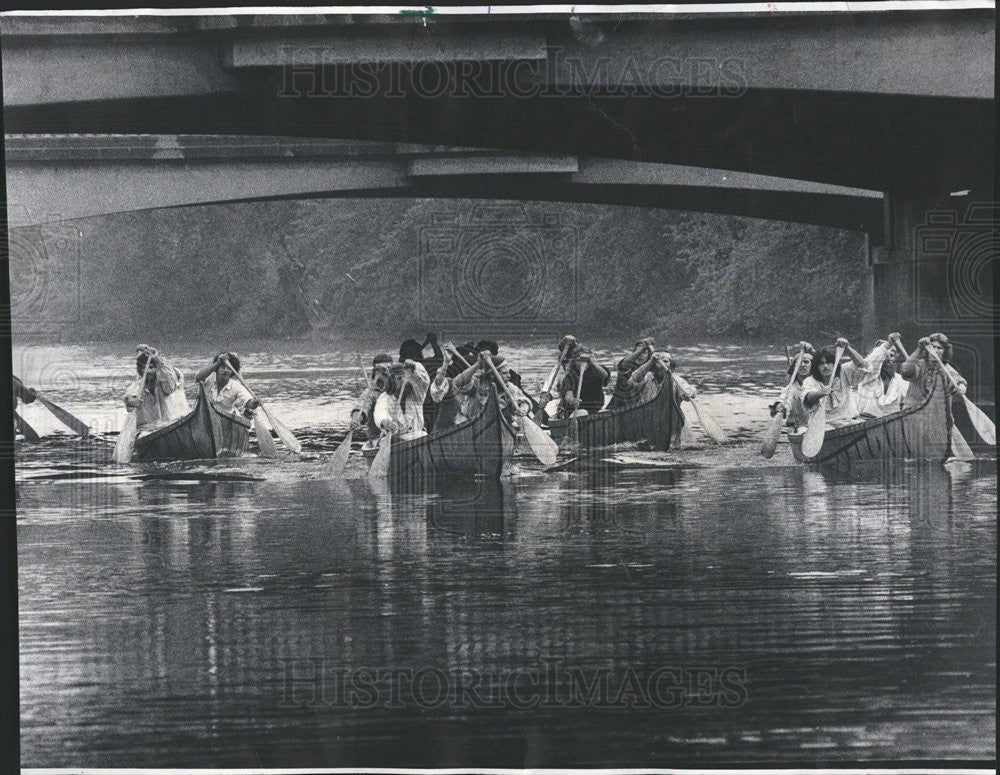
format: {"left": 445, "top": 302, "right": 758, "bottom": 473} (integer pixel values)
{"left": 14, "top": 340, "right": 996, "bottom": 767}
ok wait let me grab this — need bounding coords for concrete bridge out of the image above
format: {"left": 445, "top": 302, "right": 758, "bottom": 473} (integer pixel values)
{"left": 2, "top": 5, "right": 995, "bottom": 414}
{"left": 3, "top": 134, "right": 884, "bottom": 235}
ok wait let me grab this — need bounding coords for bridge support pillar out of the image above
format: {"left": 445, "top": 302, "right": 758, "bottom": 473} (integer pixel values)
{"left": 871, "top": 191, "right": 996, "bottom": 436}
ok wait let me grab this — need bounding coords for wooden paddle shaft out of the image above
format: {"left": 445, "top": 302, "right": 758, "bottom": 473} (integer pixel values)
{"left": 445, "top": 344, "right": 471, "bottom": 369}
{"left": 575, "top": 361, "right": 587, "bottom": 401}
{"left": 222, "top": 359, "right": 260, "bottom": 404}
{"left": 484, "top": 355, "right": 523, "bottom": 413}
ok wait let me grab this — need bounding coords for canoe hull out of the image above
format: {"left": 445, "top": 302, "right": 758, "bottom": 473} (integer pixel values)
{"left": 789, "top": 372, "right": 954, "bottom": 466}
{"left": 133, "top": 384, "right": 251, "bottom": 462}
{"left": 547, "top": 379, "right": 680, "bottom": 451}
{"left": 363, "top": 386, "right": 516, "bottom": 480}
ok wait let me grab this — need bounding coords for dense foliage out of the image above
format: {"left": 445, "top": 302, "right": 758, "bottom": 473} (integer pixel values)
{"left": 11, "top": 199, "right": 866, "bottom": 344}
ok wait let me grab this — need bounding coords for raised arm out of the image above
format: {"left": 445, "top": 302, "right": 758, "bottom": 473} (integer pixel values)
{"left": 195, "top": 354, "right": 224, "bottom": 384}
{"left": 899, "top": 336, "right": 926, "bottom": 380}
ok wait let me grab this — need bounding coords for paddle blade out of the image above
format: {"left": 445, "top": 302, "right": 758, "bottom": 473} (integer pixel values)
{"left": 14, "top": 410, "right": 41, "bottom": 443}
{"left": 520, "top": 415, "right": 558, "bottom": 466}
{"left": 691, "top": 400, "right": 727, "bottom": 443}
{"left": 950, "top": 426, "right": 975, "bottom": 461}
{"left": 113, "top": 411, "right": 139, "bottom": 464}
{"left": 264, "top": 407, "right": 301, "bottom": 454}
{"left": 329, "top": 429, "right": 352, "bottom": 475}
{"left": 368, "top": 433, "right": 392, "bottom": 478}
{"left": 962, "top": 395, "right": 996, "bottom": 445}
{"left": 254, "top": 411, "right": 279, "bottom": 459}
{"left": 800, "top": 406, "right": 827, "bottom": 458}
{"left": 36, "top": 395, "right": 90, "bottom": 437}
{"left": 760, "top": 412, "right": 783, "bottom": 458}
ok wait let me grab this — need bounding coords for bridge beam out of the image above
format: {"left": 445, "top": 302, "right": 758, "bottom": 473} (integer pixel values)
{"left": 3, "top": 135, "right": 884, "bottom": 235}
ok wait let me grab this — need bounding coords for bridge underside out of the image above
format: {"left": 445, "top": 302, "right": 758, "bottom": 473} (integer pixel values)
{"left": 5, "top": 87, "right": 991, "bottom": 199}
{"left": 4, "top": 138, "right": 884, "bottom": 235}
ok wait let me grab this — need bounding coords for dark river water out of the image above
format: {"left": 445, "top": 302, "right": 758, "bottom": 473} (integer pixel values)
{"left": 13, "top": 340, "right": 997, "bottom": 767}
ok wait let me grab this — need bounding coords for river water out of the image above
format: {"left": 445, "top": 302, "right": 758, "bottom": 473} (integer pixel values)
{"left": 13, "top": 340, "right": 997, "bottom": 767}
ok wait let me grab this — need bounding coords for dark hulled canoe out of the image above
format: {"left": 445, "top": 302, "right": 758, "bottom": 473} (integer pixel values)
{"left": 789, "top": 370, "right": 956, "bottom": 466}
{"left": 133, "top": 382, "right": 251, "bottom": 462}
{"left": 547, "top": 378, "right": 681, "bottom": 450}
{"left": 363, "top": 385, "right": 516, "bottom": 479}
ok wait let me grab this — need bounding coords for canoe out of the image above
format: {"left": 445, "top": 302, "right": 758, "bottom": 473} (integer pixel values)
{"left": 363, "top": 384, "right": 516, "bottom": 480}
{"left": 133, "top": 382, "right": 250, "bottom": 462}
{"left": 789, "top": 369, "right": 956, "bottom": 466}
{"left": 546, "top": 377, "right": 681, "bottom": 450}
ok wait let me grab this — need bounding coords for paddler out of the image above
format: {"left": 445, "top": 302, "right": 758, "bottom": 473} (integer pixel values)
{"left": 608, "top": 337, "right": 656, "bottom": 410}
{"left": 898, "top": 332, "right": 967, "bottom": 409}
{"left": 373, "top": 359, "right": 430, "bottom": 441}
{"left": 801, "top": 337, "right": 868, "bottom": 427}
{"left": 857, "top": 334, "right": 907, "bottom": 418}
{"left": 123, "top": 345, "right": 190, "bottom": 431}
{"left": 769, "top": 341, "right": 814, "bottom": 431}
{"left": 194, "top": 352, "right": 259, "bottom": 419}
{"left": 556, "top": 346, "right": 610, "bottom": 419}
{"left": 428, "top": 342, "right": 471, "bottom": 427}
{"left": 350, "top": 353, "right": 393, "bottom": 442}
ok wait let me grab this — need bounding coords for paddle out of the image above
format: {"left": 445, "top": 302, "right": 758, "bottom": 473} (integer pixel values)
{"left": 541, "top": 343, "right": 570, "bottom": 396}
{"left": 800, "top": 345, "right": 845, "bottom": 458}
{"left": 671, "top": 372, "right": 726, "bottom": 444}
{"left": 330, "top": 427, "right": 352, "bottom": 473}
{"left": 368, "top": 430, "right": 392, "bottom": 478}
{"left": 484, "top": 355, "right": 558, "bottom": 466}
{"left": 925, "top": 346, "right": 995, "bottom": 445}
{"left": 569, "top": 361, "right": 588, "bottom": 419}
{"left": 761, "top": 350, "right": 805, "bottom": 458}
{"left": 33, "top": 394, "right": 90, "bottom": 437}
{"left": 328, "top": 356, "right": 371, "bottom": 474}
{"left": 114, "top": 354, "right": 153, "bottom": 464}
{"left": 254, "top": 410, "right": 280, "bottom": 459}
{"left": 14, "top": 409, "right": 41, "bottom": 443}
{"left": 223, "top": 358, "right": 301, "bottom": 454}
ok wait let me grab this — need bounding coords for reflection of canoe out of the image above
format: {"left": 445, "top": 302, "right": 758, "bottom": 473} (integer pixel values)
{"left": 134, "top": 383, "right": 250, "bottom": 462}
{"left": 362, "top": 385, "right": 516, "bottom": 479}
{"left": 547, "top": 379, "right": 680, "bottom": 450}
{"left": 790, "top": 371, "right": 954, "bottom": 465}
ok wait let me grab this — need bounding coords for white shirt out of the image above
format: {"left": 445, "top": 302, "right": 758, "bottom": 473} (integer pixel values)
{"left": 802, "top": 360, "right": 867, "bottom": 427}
{"left": 207, "top": 376, "right": 254, "bottom": 417}
{"left": 856, "top": 344, "right": 907, "bottom": 417}
{"left": 124, "top": 365, "right": 190, "bottom": 430}
{"left": 373, "top": 362, "right": 429, "bottom": 440}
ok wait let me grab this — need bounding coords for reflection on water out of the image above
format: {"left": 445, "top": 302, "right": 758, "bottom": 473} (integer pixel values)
{"left": 14, "top": 341, "right": 997, "bottom": 766}
{"left": 17, "top": 458, "right": 996, "bottom": 767}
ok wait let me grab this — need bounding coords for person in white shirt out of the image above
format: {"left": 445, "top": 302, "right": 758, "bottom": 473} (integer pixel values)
{"left": 350, "top": 353, "right": 393, "bottom": 442}
{"left": 194, "top": 352, "right": 260, "bottom": 419}
{"left": 373, "top": 360, "right": 430, "bottom": 441}
{"left": 856, "top": 333, "right": 908, "bottom": 418}
{"left": 123, "top": 345, "right": 190, "bottom": 431}
{"left": 770, "top": 342, "right": 814, "bottom": 432}
{"left": 802, "top": 337, "right": 869, "bottom": 427}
